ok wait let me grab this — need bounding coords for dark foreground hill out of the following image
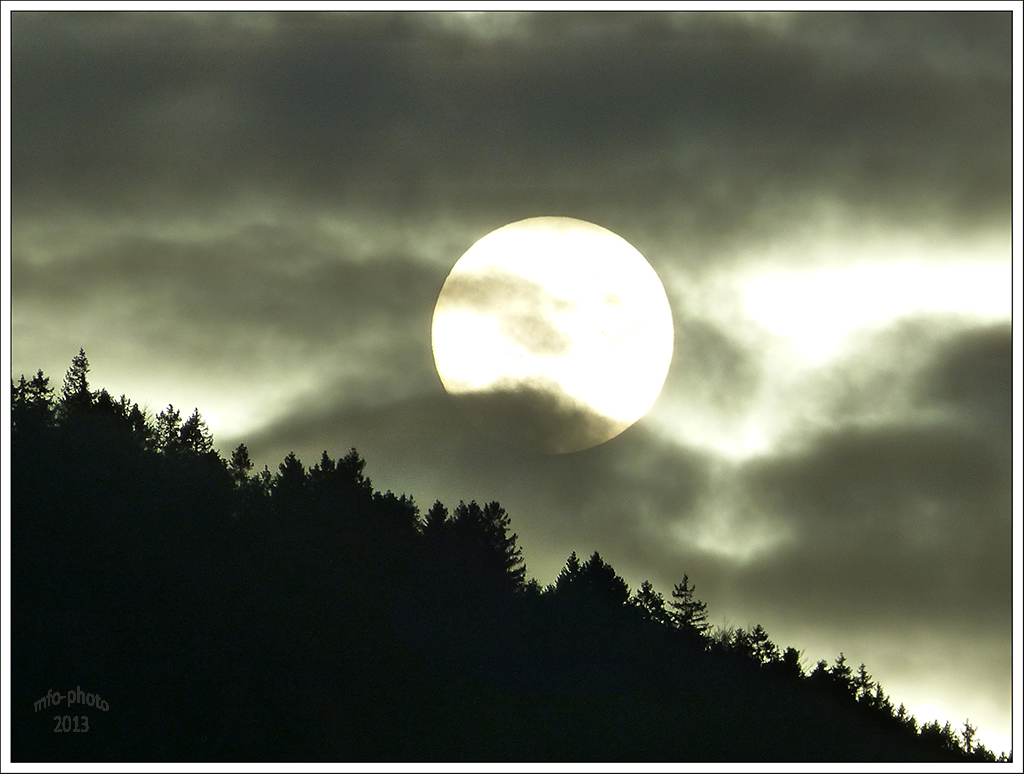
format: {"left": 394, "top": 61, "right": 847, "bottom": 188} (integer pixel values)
{"left": 10, "top": 352, "right": 1010, "bottom": 762}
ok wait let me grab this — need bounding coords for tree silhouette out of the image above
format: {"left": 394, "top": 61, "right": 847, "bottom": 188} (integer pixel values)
{"left": 579, "top": 551, "right": 630, "bottom": 608}
{"left": 155, "top": 404, "right": 183, "bottom": 452}
{"left": 229, "top": 443, "right": 254, "bottom": 484}
{"left": 337, "top": 447, "right": 374, "bottom": 498}
{"left": 748, "top": 623, "right": 780, "bottom": 665}
{"left": 12, "top": 370, "right": 56, "bottom": 433}
{"left": 449, "top": 500, "right": 526, "bottom": 594}
{"left": 10, "top": 353, "right": 1009, "bottom": 763}
{"left": 632, "top": 580, "right": 671, "bottom": 626}
{"left": 272, "top": 451, "right": 307, "bottom": 519}
{"left": 58, "top": 347, "right": 93, "bottom": 417}
{"left": 554, "top": 550, "right": 583, "bottom": 592}
{"left": 422, "top": 500, "right": 449, "bottom": 532}
{"left": 669, "top": 574, "right": 709, "bottom": 634}
{"left": 961, "top": 719, "right": 977, "bottom": 754}
{"left": 830, "top": 652, "right": 855, "bottom": 699}
{"left": 777, "top": 646, "right": 804, "bottom": 678}
{"left": 179, "top": 408, "right": 214, "bottom": 456}
{"left": 870, "top": 683, "right": 893, "bottom": 716}
{"left": 853, "top": 662, "right": 874, "bottom": 704}
{"left": 723, "top": 626, "right": 757, "bottom": 661}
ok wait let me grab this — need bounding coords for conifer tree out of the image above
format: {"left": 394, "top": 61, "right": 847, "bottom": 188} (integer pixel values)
{"left": 179, "top": 409, "right": 213, "bottom": 455}
{"left": 275, "top": 452, "right": 306, "bottom": 498}
{"left": 229, "top": 444, "right": 254, "bottom": 484}
{"left": 451, "top": 500, "right": 526, "bottom": 592}
{"left": 59, "top": 348, "right": 93, "bottom": 417}
{"left": 632, "top": 580, "right": 671, "bottom": 626}
{"left": 579, "top": 552, "right": 630, "bottom": 608}
{"left": 748, "top": 623, "right": 780, "bottom": 664}
{"left": 155, "top": 404, "right": 183, "bottom": 452}
{"left": 852, "top": 663, "right": 874, "bottom": 703}
{"left": 28, "top": 369, "right": 54, "bottom": 409}
{"left": 669, "top": 574, "right": 709, "bottom": 634}
{"left": 422, "top": 500, "right": 449, "bottom": 533}
{"left": 830, "top": 652, "right": 855, "bottom": 698}
{"left": 308, "top": 450, "right": 336, "bottom": 484}
{"left": 961, "top": 719, "right": 977, "bottom": 754}
{"left": 126, "top": 402, "right": 152, "bottom": 448}
{"left": 778, "top": 646, "right": 803, "bottom": 678}
{"left": 337, "top": 448, "right": 372, "bottom": 496}
{"left": 555, "top": 551, "right": 583, "bottom": 593}
{"left": 871, "top": 683, "right": 892, "bottom": 715}
{"left": 728, "top": 627, "right": 757, "bottom": 661}
{"left": 12, "top": 370, "right": 55, "bottom": 430}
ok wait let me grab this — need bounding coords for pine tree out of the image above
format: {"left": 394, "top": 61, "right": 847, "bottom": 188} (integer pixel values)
{"left": 482, "top": 501, "right": 526, "bottom": 589}
{"left": 59, "top": 348, "right": 93, "bottom": 418}
{"left": 12, "top": 374, "right": 27, "bottom": 403}
{"left": 808, "top": 658, "right": 831, "bottom": 689}
{"left": 275, "top": 452, "right": 306, "bottom": 499}
{"left": 894, "top": 703, "right": 919, "bottom": 734}
{"left": 229, "top": 444, "right": 254, "bottom": 484}
{"left": 257, "top": 465, "right": 273, "bottom": 495}
{"left": 632, "top": 580, "right": 671, "bottom": 626}
{"left": 579, "top": 552, "right": 630, "bottom": 608}
{"left": 921, "top": 720, "right": 960, "bottom": 752}
{"left": 451, "top": 500, "right": 526, "bottom": 592}
{"left": 28, "top": 369, "right": 55, "bottom": 409}
{"left": 125, "top": 402, "right": 151, "bottom": 448}
{"left": 155, "top": 405, "right": 183, "bottom": 453}
{"left": 422, "top": 500, "right": 449, "bottom": 533}
{"left": 830, "top": 652, "right": 855, "bottom": 698}
{"left": 748, "top": 624, "right": 780, "bottom": 665}
{"left": 179, "top": 409, "right": 213, "bottom": 455}
{"left": 871, "top": 682, "right": 892, "bottom": 715}
{"left": 961, "top": 719, "right": 977, "bottom": 754}
{"left": 12, "top": 370, "right": 55, "bottom": 430}
{"left": 779, "top": 646, "right": 803, "bottom": 678}
{"left": 728, "top": 627, "right": 757, "bottom": 661}
{"left": 555, "top": 551, "right": 583, "bottom": 593}
{"left": 852, "top": 663, "right": 874, "bottom": 703}
{"left": 337, "top": 448, "right": 372, "bottom": 496}
{"left": 308, "top": 450, "right": 336, "bottom": 484}
{"left": 669, "top": 574, "right": 709, "bottom": 634}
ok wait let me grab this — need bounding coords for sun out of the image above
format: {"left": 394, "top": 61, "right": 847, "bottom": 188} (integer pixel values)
{"left": 432, "top": 216, "right": 674, "bottom": 453}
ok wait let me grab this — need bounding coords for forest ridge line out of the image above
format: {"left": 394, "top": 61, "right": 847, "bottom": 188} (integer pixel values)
{"left": 9, "top": 350, "right": 1011, "bottom": 762}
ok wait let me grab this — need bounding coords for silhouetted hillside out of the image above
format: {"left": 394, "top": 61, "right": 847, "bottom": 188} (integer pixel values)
{"left": 10, "top": 352, "right": 1011, "bottom": 762}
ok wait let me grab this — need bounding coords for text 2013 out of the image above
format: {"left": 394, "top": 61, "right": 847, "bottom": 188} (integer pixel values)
{"left": 53, "top": 715, "right": 89, "bottom": 732}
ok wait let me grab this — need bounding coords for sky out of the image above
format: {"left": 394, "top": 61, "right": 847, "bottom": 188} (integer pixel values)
{"left": 6, "top": 8, "right": 1020, "bottom": 757}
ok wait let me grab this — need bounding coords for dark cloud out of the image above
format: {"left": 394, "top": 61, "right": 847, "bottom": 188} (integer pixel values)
{"left": 917, "top": 322, "right": 1013, "bottom": 444}
{"left": 12, "top": 11, "right": 1011, "bottom": 242}
{"left": 720, "top": 318, "right": 1013, "bottom": 632}
{"left": 664, "top": 309, "right": 764, "bottom": 417}
{"left": 450, "top": 377, "right": 627, "bottom": 455}
{"left": 757, "top": 421, "right": 1007, "bottom": 543}
{"left": 436, "top": 266, "right": 574, "bottom": 357}
{"left": 14, "top": 224, "right": 445, "bottom": 381}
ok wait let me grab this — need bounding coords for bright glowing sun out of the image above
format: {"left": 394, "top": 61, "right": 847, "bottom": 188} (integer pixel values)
{"left": 432, "top": 216, "right": 674, "bottom": 453}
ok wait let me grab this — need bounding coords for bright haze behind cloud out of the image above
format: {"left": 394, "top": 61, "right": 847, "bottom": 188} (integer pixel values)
{"left": 8, "top": 10, "right": 1018, "bottom": 755}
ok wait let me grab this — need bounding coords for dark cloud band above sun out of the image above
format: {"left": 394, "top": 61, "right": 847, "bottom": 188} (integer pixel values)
{"left": 12, "top": 11, "right": 1011, "bottom": 243}
{"left": 8, "top": 10, "right": 1015, "bottom": 755}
